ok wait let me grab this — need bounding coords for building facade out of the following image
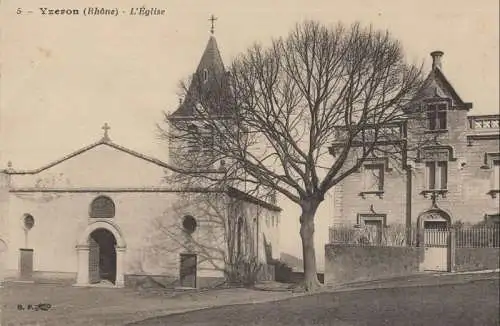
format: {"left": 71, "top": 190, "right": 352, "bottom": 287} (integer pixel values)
{"left": 332, "top": 51, "right": 500, "bottom": 239}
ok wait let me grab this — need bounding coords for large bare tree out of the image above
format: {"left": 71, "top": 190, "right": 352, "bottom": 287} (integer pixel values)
{"left": 162, "top": 21, "right": 424, "bottom": 291}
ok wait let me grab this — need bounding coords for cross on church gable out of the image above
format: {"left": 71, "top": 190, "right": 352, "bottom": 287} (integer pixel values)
{"left": 101, "top": 123, "right": 111, "bottom": 141}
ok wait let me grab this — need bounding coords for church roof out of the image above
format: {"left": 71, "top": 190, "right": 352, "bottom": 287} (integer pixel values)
{"left": 2, "top": 125, "right": 281, "bottom": 211}
{"left": 169, "top": 35, "right": 233, "bottom": 118}
{"left": 3, "top": 130, "right": 222, "bottom": 176}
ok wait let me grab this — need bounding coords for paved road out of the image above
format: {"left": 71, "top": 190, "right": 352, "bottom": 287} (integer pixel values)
{"left": 129, "top": 278, "right": 499, "bottom": 326}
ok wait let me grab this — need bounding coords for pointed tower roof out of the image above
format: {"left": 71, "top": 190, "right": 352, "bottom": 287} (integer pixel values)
{"left": 196, "top": 36, "right": 225, "bottom": 76}
{"left": 170, "top": 35, "right": 232, "bottom": 118}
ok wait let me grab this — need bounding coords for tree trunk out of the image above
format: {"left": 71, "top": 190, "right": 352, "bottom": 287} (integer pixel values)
{"left": 299, "top": 199, "right": 322, "bottom": 292}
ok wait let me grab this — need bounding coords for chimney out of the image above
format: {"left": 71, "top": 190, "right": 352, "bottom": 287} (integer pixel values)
{"left": 430, "top": 50, "right": 444, "bottom": 70}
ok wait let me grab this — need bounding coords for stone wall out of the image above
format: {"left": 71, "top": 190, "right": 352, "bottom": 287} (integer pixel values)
{"left": 324, "top": 244, "right": 424, "bottom": 285}
{"left": 454, "top": 248, "right": 500, "bottom": 272}
{"left": 325, "top": 243, "right": 499, "bottom": 286}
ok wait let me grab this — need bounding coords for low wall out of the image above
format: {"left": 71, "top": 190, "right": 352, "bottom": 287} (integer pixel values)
{"left": 126, "top": 264, "right": 274, "bottom": 289}
{"left": 454, "top": 248, "right": 500, "bottom": 272}
{"left": 124, "top": 274, "right": 226, "bottom": 289}
{"left": 257, "top": 264, "right": 275, "bottom": 281}
{"left": 324, "top": 244, "right": 424, "bottom": 285}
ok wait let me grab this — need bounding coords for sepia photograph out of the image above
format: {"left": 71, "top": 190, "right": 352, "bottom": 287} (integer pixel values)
{"left": 0, "top": 0, "right": 498, "bottom": 325}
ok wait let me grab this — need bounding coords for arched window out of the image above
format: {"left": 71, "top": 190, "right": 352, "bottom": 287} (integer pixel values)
{"left": 90, "top": 196, "right": 115, "bottom": 218}
{"left": 236, "top": 218, "right": 243, "bottom": 256}
{"left": 182, "top": 215, "right": 197, "bottom": 234}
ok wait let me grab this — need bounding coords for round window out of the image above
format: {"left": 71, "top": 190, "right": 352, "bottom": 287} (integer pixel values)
{"left": 23, "top": 214, "right": 35, "bottom": 230}
{"left": 182, "top": 215, "right": 197, "bottom": 234}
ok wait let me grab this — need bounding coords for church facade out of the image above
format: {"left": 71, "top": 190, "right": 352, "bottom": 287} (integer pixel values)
{"left": 332, "top": 51, "right": 500, "bottom": 237}
{"left": 0, "top": 34, "right": 281, "bottom": 288}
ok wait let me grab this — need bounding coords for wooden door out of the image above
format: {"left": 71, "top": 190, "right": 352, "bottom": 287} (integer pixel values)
{"left": 19, "top": 249, "right": 34, "bottom": 280}
{"left": 88, "top": 237, "right": 100, "bottom": 284}
{"left": 180, "top": 254, "right": 197, "bottom": 288}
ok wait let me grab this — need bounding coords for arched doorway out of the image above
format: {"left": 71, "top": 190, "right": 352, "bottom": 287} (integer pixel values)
{"left": 88, "top": 229, "right": 116, "bottom": 284}
{"left": 75, "top": 221, "right": 126, "bottom": 288}
{"left": 417, "top": 209, "right": 452, "bottom": 272}
{"left": 418, "top": 209, "right": 451, "bottom": 230}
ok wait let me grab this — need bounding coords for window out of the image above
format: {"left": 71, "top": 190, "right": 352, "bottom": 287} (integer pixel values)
{"left": 426, "top": 161, "right": 448, "bottom": 190}
{"left": 357, "top": 214, "right": 387, "bottom": 245}
{"left": 363, "top": 220, "right": 383, "bottom": 245}
{"left": 493, "top": 160, "right": 500, "bottom": 190}
{"left": 236, "top": 218, "right": 244, "bottom": 256}
{"left": 426, "top": 103, "right": 447, "bottom": 130}
{"left": 202, "top": 69, "right": 208, "bottom": 83}
{"left": 187, "top": 124, "right": 200, "bottom": 152}
{"left": 485, "top": 214, "right": 500, "bottom": 225}
{"left": 90, "top": 196, "right": 115, "bottom": 218}
{"left": 182, "top": 215, "right": 197, "bottom": 234}
{"left": 363, "top": 164, "right": 384, "bottom": 192}
{"left": 23, "top": 214, "right": 35, "bottom": 230}
{"left": 200, "top": 125, "right": 214, "bottom": 150}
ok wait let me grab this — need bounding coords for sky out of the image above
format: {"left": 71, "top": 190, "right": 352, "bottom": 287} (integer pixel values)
{"left": 0, "top": 0, "right": 499, "bottom": 262}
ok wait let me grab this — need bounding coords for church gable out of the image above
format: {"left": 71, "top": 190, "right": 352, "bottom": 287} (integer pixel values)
{"left": 8, "top": 141, "right": 174, "bottom": 190}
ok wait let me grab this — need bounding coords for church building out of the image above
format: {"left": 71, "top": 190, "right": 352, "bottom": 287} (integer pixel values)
{"left": 0, "top": 30, "right": 281, "bottom": 288}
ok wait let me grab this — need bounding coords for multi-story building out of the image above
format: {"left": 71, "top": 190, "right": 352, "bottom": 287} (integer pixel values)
{"left": 332, "top": 51, "right": 500, "bottom": 239}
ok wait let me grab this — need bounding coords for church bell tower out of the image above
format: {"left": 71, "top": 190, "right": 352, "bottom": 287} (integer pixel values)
{"left": 167, "top": 15, "right": 232, "bottom": 170}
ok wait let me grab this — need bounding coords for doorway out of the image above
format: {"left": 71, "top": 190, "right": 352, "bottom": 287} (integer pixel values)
{"left": 88, "top": 229, "right": 117, "bottom": 284}
{"left": 422, "top": 220, "right": 450, "bottom": 272}
{"left": 179, "top": 254, "right": 197, "bottom": 288}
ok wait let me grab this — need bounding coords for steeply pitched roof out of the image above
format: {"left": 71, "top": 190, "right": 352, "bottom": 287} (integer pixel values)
{"left": 415, "top": 56, "right": 473, "bottom": 110}
{"left": 169, "top": 36, "right": 233, "bottom": 118}
{"left": 196, "top": 36, "right": 225, "bottom": 76}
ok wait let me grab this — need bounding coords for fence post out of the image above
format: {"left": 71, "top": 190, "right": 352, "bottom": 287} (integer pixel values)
{"left": 448, "top": 228, "right": 456, "bottom": 272}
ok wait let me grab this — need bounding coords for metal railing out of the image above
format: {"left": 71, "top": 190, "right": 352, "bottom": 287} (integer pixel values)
{"left": 329, "top": 223, "right": 418, "bottom": 247}
{"left": 455, "top": 225, "right": 500, "bottom": 248}
{"left": 329, "top": 223, "right": 500, "bottom": 248}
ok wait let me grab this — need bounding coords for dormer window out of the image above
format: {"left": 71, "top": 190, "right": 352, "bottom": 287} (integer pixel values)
{"left": 202, "top": 69, "right": 208, "bottom": 83}
{"left": 426, "top": 103, "right": 447, "bottom": 131}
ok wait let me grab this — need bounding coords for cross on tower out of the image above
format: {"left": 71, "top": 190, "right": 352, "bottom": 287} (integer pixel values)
{"left": 209, "top": 14, "right": 217, "bottom": 34}
{"left": 102, "top": 122, "right": 111, "bottom": 141}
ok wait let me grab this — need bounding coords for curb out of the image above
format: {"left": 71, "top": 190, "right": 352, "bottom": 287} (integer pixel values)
{"left": 325, "top": 269, "right": 500, "bottom": 289}
{"left": 321, "top": 269, "right": 499, "bottom": 294}
{"left": 127, "top": 292, "right": 308, "bottom": 325}
{"left": 445, "top": 268, "right": 500, "bottom": 276}
{"left": 130, "top": 269, "right": 500, "bottom": 323}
